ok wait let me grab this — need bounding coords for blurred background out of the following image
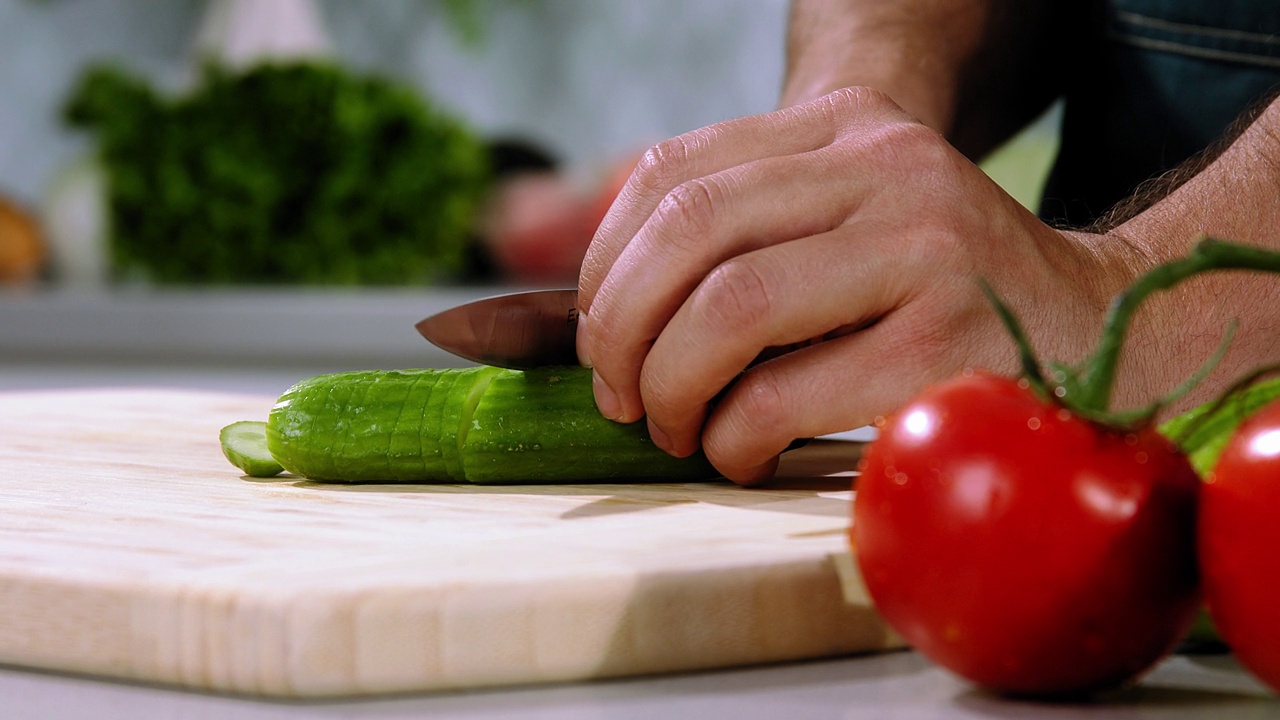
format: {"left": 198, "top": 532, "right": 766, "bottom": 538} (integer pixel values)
{"left": 0, "top": 0, "right": 1058, "bottom": 394}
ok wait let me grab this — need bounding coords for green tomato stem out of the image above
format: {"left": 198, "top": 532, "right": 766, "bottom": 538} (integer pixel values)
{"left": 1075, "top": 237, "right": 1280, "bottom": 416}
{"left": 979, "top": 279, "right": 1049, "bottom": 395}
{"left": 984, "top": 237, "right": 1280, "bottom": 429}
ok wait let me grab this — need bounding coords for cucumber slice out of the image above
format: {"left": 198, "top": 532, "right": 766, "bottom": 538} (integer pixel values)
{"left": 387, "top": 370, "right": 441, "bottom": 481}
{"left": 426, "top": 369, "right": 463, "bottom": 480}
{"left": 219, "top": 421, "right": 284, "bottom": 477}
{"left": 441, "top": 366, "right": 503, "bottom": 481}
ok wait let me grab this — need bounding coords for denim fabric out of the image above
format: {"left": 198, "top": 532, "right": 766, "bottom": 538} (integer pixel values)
{"left": 1039, "top": 0, "right": 1280, "bottom": 226}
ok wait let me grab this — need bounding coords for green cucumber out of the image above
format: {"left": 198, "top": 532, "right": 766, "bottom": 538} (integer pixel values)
{"left": 270, "top": 370, "right": 429, "bottom": 482}
{"left": 260, "top": 365, "right": 720, "bottom": 484}
{"left": 387, "top": 371, "right": 441, "bottom": 481}
{"left": 441, "top": 366, "right": 503, "bottom": 481}
{"left": 219, "top": 421, "right": 284, "bottom": 477}
{"left": 462, "top": 367, "right": 718, "bottom": 483}
{"left": 1159, "top": 375, "right": 1280, "bottom": 475}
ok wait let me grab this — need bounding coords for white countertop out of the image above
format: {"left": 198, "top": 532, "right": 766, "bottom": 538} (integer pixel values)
{"left": 0, "top": 285, "right": 501, "bottom": 369}
{"left": 0, "top": 285, "right": 505, "bottom": 396}
{"left": 4, "top": 650, "right": 1272, "bottom": 720}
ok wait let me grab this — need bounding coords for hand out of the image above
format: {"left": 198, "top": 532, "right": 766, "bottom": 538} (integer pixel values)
{"left": 577, "top": 88, "right": 1143, "bottom": 485}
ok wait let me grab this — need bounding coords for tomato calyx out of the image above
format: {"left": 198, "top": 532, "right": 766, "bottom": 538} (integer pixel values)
{"left": 984, "top": 236, "right": 1280, "bottom": 431}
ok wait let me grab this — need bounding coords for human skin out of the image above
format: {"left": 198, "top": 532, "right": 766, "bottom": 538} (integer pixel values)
{"left": 778, "top": 0, "right": 1064, "bottom": 160}
{"left": 575, "top": 2, "right": 1280, "bottom": 485}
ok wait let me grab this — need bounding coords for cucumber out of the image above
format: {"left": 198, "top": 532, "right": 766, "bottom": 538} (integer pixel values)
{"left": 462, "top": 367, "right": 718, "bottom": 483}
{"left": 270, "top": 370, "right": 431, "bottom": 482}
{"left": 259, "top": 365, "right": 720, "bottom": 484}
{"left": 219, "top": 421, "right": 284, "bottom": 477}
{"left": 1159, "top": 375, "right": 1280, "bottom": 475}
{"left": 387, "top": 371, "right": 441, "bottom": 481}
{"left": 274, "top": 373, "right": 355, "bottom": 481}
{"left": 441, "top": 366, "right": 503, "bottom": 481}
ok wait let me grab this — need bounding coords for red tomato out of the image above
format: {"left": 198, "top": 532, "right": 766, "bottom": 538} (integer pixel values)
{"left": 852, "top": 372, "right": 1201, "bottom": 696}
{"left": 1200, "top": 400, "right": 1280, "bottom": 693}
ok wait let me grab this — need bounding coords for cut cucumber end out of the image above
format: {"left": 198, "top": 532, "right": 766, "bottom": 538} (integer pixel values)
{"left": 220, "top": 420, "right": 285, "bottom": 477}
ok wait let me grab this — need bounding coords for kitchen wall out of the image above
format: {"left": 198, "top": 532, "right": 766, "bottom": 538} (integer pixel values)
{"left": 0, "top": 0, "right": 1057, "bottom": 391}
{"left": 0, "top": 0, "right": 791, "bottom": 209}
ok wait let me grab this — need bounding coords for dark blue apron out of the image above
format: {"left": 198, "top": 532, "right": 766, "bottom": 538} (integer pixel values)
{"left": 1039, "top": 0, "right": 1280, "bottom": 226}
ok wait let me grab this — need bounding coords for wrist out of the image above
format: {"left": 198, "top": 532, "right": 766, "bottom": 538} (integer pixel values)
{"left": 1115, "top": 97, "right": 1280, "bottom": 261}
{"left": 778, "top": 2, "right": 965, "bottom": 135}
{"left": 1105, "top": 97, "right": 1280, "bottom": 412}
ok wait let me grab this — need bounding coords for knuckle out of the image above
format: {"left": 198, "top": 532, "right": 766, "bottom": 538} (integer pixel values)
{"left": 586, "top": 292, "right": 627, "bottom": 353}
{"left": 652, "top": 177, "right": 724, "bottom": 251}
{"left": 825, "top": 85, "right": 893, "bottom": 113}
{"left": 726, "top": 368, "right": 792, "bottom": 444}
{"left": 632, "top": 122, "right": 731, "bottom": 197}
{"left": 638, "top": 362, "right": 686, "bottom": 424}
{"left": 584, "top": 281, "right": 638, "bottom": 363}
{"left": 633, "top": 135, "right": 696, "bottom": 196}
{"left": 694, "top": 259, "right": 776, "bottom": 338}
{"left": 893, "top": 121, "right": 952, "bottom": 164}
{"left": 855, "top": 120, "right": 948, "bottom": 171}
{"left": 820, "top": 86, "right": 905, "bottom": 128}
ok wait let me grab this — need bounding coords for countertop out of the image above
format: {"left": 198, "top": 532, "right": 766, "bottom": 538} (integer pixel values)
{"left": 4, "top": 651, "right": 1274, "bottom": 719}
{"left": 0, "top": 285, "right": 501, "bottom": 395}
{"left": 2, "top": 287, "right": 1276, "bottom": 718}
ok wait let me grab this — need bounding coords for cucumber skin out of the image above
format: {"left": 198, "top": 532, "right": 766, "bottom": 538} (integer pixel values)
{"left": 268, "top": 369, "right": 464, "bottom": 482}
{"left": 463, "top": 367, "right": 719, "bottom": 484}
{"left": 1158, "top": 375, "right": 1280, "bottom": 476}
{"left": 442, "top": 366, "right": 503, "bottom": 481}
{"left": 265, "top": 366, "right": 720, "bottom": 484}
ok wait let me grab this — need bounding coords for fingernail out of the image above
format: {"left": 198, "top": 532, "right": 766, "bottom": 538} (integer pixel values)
{"left": 576, "top": 310, "right": 592, "bottom": 368}
{"left": 593, "top": 369, "right": 622, "bottom": 420}
{"left": 647, "top": 418, "right": 673, "bottom": 455}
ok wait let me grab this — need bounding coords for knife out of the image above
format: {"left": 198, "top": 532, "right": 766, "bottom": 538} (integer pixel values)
{"left": 415, "top": 288, "right": 872, "bottom": 461}
{"left": 414, "top": 287, "right": 827, "bottom": 370}
{"left": 415, "top": 288, "right": 581, "bottom": 370}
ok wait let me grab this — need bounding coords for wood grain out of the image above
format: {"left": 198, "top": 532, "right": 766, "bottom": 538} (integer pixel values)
{"left": 0, "top": 388, "right": 901, "bottom": 697}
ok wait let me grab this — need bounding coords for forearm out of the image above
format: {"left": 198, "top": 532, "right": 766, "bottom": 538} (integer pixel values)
{"left": 779, "top": 0, "right": 977, "bottom": 130}
{"left": 779, "top": 0, "right": 1061, "bottom": 158}
{"left": 1110, "top": 97, "right": 1280, "bottom": 410}
{"left": 1117, "top": 99, "right": 1280, "bottom": 259}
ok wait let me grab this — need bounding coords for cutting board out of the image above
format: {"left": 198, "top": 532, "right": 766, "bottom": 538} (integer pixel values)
{"left": 0, "top": 388, "right": 902, "bottom": 698}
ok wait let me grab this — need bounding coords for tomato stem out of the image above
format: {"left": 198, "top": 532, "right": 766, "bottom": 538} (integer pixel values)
{"left": 1076, "top": 238, "right": 1280, "bottom": 416}
{"left": 985, "top": 237, "right": 1280, "bottom": 429}
{"left": 980, "top": 279, "right": 1048, "bottom": 395}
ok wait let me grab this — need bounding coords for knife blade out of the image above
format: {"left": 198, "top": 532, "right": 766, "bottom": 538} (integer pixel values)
{"left": 416, "top": 288, "right": 872, "bottom": 459}
{"left": 416, "top": 288, "right": 847, "bottom": 370}
{"left": 415, "top": 288, "right": 580, "bottom": 370}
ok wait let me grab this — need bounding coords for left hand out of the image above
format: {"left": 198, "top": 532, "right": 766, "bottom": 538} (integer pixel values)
{"left": 576, "top": 88, "right": 1142, "bottom": 485}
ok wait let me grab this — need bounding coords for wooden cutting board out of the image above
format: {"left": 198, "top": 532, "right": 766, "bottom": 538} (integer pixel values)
{"left": 0, "top": 388, "right": 902, "bottom": 698}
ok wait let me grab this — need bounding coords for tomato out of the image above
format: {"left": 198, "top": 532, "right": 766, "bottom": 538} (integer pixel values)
{"left": 852, "top": 371, "right": 1202, "bottom": 697}
{"left": 1200, "top": 399, "right": 1280, "bottom": 693}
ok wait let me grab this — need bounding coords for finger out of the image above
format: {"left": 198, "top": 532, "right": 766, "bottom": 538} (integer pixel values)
{"left": 578, "top": 87, "right": 913, "bottom": 312}
{"left": 637, "top": 222, "right": 917, "bottom": 457}
{"left": 584, "top": 145, "right": 880, "bottom": 423}
{"left": 579, "top": 113, "right": 829, "bottom": 312}
{"left": 703, "top": 303, "right": 1000, "bottom": 486}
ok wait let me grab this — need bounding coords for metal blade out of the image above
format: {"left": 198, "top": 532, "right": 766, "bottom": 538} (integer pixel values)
{"left": 415, "top": 288, "right": 580, "bottom": 369}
